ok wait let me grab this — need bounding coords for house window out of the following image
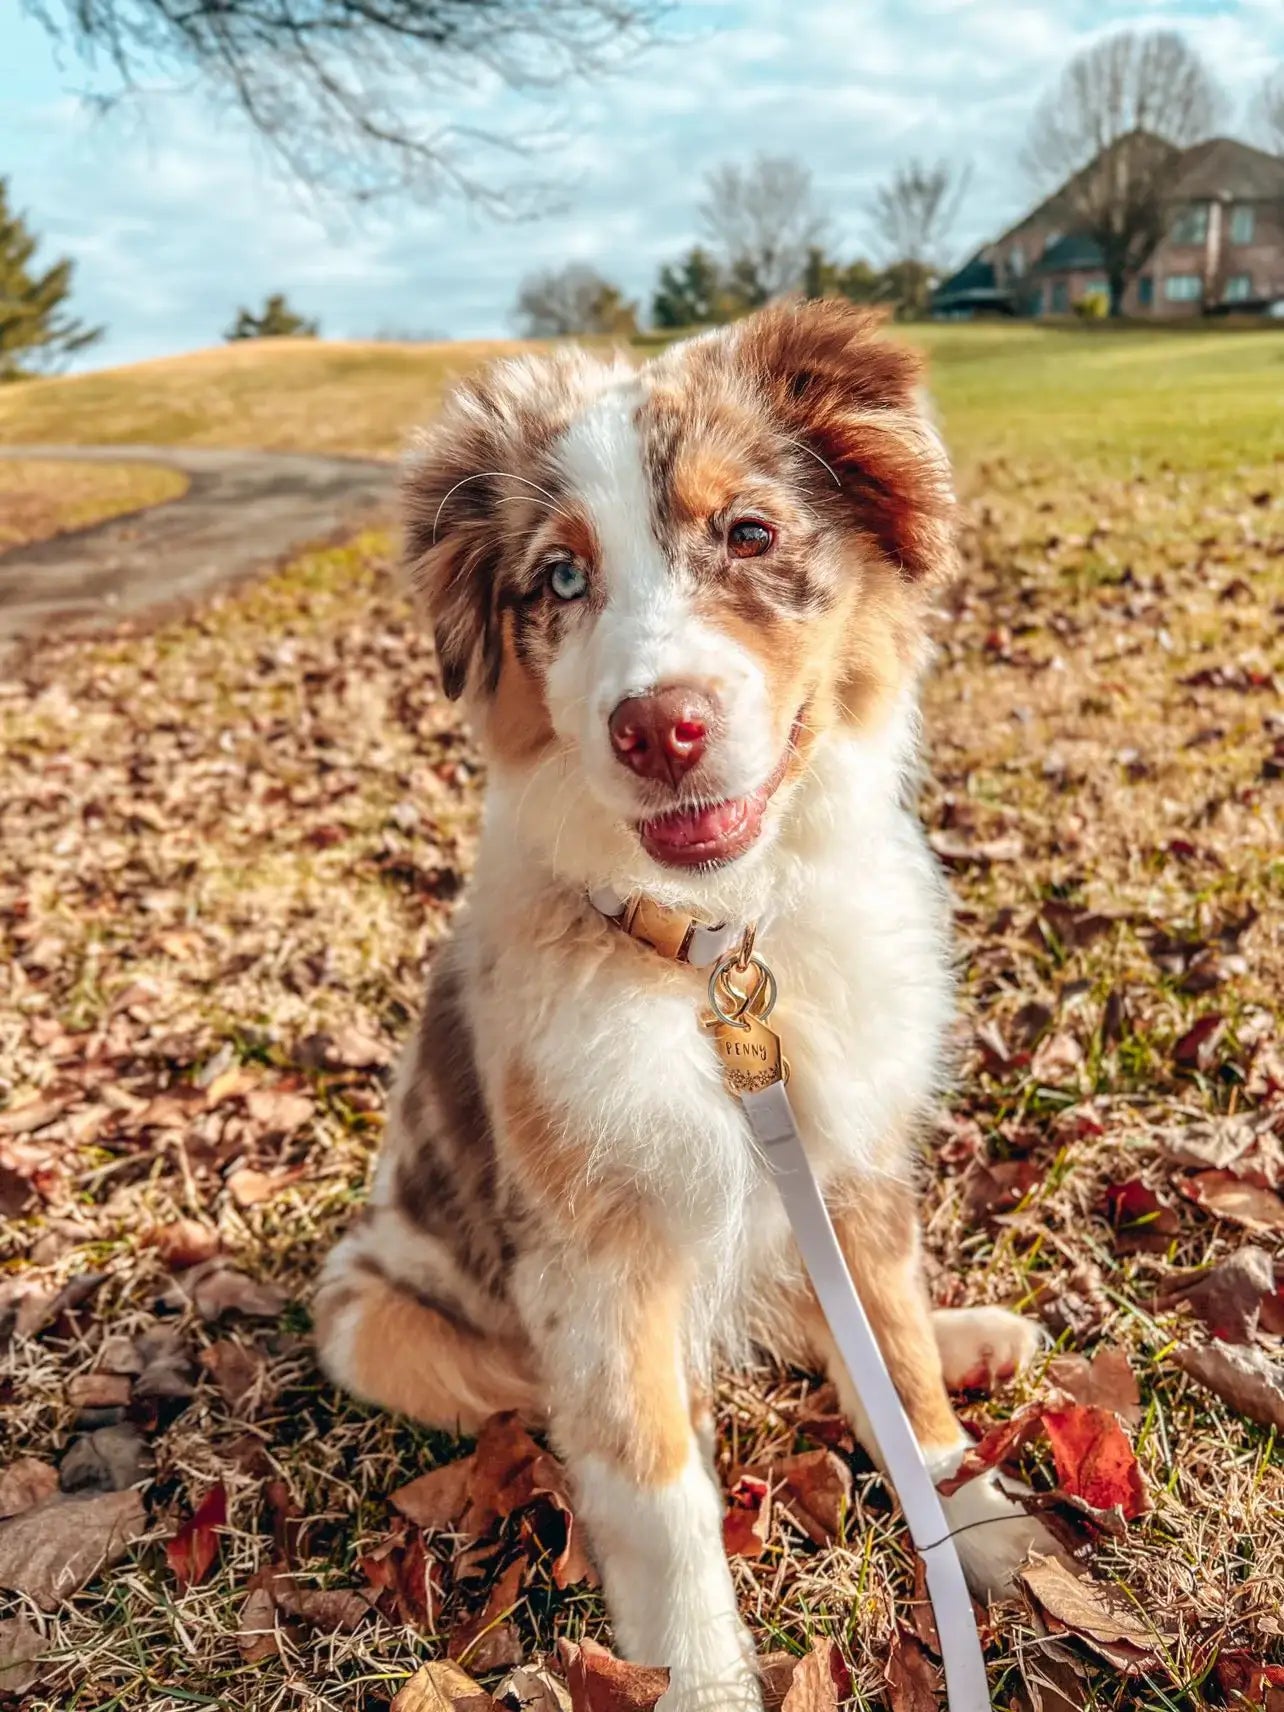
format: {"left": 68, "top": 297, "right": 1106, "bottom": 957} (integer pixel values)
{"left": 1164, "top": 274, "right": 1202, "bottom": 302}
{"left": 1008, "top": 244, "right": 1025, "bottom": 278}
{"left": 1225, "top": 274, "right": 1253, "bottom": 302}
{"left": 1170, "top": 204, "right": 1208, "bottom": 245}
{"left": 1229, "top": 206, "right": 1255, "bottom": 245}
{"left": 1138, "top": 275, "right": 1154, "bottom": 308}
{"left": 1051, "top": 280, "right": 1069, "bottom": 313}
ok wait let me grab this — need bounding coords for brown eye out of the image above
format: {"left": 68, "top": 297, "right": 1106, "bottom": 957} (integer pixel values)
{"left": 727, "top": 519, "right": 774, "bottom": 559}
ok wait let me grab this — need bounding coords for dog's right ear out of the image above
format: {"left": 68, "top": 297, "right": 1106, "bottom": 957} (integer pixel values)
{"left": 401, "top": 384, "right": 509, "bottom": 703}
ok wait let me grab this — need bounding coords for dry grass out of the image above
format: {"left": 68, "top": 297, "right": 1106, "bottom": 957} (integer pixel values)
{"left": 0, "top": 326, "right": 1281, "bottom": 1710}
{"left": 0, "top": 460, "right": 188, "bottom": 552}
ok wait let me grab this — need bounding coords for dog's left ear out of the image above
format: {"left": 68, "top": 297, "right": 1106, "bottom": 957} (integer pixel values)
{"left": 730, "top": 299, "right": 957, "bottom": 585}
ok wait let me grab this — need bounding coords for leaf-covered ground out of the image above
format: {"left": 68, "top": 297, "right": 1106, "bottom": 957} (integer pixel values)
{"left": 0, "top": 460, "right": 188, "bottom": 553}
{"left": 1, "top": 328, "right": 1282, "bottom": 1711}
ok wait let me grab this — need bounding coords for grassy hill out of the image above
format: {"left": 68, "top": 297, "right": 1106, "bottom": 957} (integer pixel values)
{"left": 0, "top": 323, "right": 1280, "bottom": 477}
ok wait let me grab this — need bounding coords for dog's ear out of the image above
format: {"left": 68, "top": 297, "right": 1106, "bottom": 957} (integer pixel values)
{"left": 401, "top": 384, "right": 510, "bottom": 702}
{"left": 729, "top": 299, "right": 957, "bottom": 584}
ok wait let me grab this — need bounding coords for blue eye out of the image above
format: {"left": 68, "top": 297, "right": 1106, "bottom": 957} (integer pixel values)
{"left": 548, "top": 560, "right": 588, "bottom": 601}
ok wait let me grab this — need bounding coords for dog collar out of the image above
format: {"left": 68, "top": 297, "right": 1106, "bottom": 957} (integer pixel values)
{"left": 589, "top": 886, "right": 748, "bottom": 968}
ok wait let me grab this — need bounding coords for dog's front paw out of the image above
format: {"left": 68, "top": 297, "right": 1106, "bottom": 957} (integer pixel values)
{"left": 933, "top": 1305, "right": 1044, "bottom": 1393}
{"left": 939, "top": 1467, "right": 1068, "bottom": 1603}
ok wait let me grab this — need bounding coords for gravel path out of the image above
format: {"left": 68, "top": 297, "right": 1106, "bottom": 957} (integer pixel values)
{"left": 0, "top": 444, "right": 393, "bottom": 651}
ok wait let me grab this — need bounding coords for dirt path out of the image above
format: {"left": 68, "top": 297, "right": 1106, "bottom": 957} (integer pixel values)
{"left": 0, "top": 444, "right": 393, "bottom": 651}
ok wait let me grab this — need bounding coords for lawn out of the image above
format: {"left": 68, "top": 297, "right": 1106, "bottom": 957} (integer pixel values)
{"left": 0, "top": 323, "right": 1281, "bottom": 1712}
{"left": 0, "top": 459, "right": 188, "bottom": 552}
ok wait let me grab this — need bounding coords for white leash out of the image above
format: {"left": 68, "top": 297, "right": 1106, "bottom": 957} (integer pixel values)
{"left": 592, "top": 890, "right": 991, "bottom": 1707}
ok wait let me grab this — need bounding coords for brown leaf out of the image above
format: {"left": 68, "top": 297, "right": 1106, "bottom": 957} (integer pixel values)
{"left": 226, "top": 1165, "right": 309, "bottom": 1208}
{"left": 245, "top": 1087, "right": 314, "bottom": 1132}
{"left": 556, "top": 1638, "right": 669, "bottom": 1712}
{"left": 391, "top": 1453, "right": 476, "bottom": 1532}
{"left": 937, "top": 1403, "right": 1044, "bottom": 1494}
{"left": 205, "top": 1064, "right": 258, "bottom": 1107}
{"left": 883, "top": 1628, "right": 943, "bottom": 1712}
{"left": 0, "top": 1488, "right": 147, "bottom": 1610}
{"left": 270, "top": 1572, "right": 374, "bottom": 1633}
{"left": 495, "top": 1667, "right": 572, "bottom": 1712}
{"left": 1174, "top": 1342, "right": 1284, "bottom": 1432}
{"left": 1040, "top": 1404, "right": 1149, "bottom": 1520}
{"left": 67, "top": 1372, "right": 132, "bottom": 1410}
{"left": 0, "top": 1616, "right": 46, "bottom": 1697}
{"left": 1045, "top": 1349, "right": 1142, "bottom": 1427}
{"left": 1101, "top": 1179, "right": 1180, "bottom": 1254}
{"left": 781, "top": 1637, "right": 850, "bottom": 1712}
{"left": 166, "top": 1484, "right": 227, "bottom": 1588}
{"left": 393, "top": 1660, "right": 497, "bottom": 1712}
{"left": 1020, "top": 1554, "right": 1165, "bottom": 1673}
{"left": 237, "top": 1584, "right": 281, "bottom": 1663}
{"left": 146, "top": 1218, "right": 220, "bottom": 1270}
{"left": 1152, "top": 1247, "right": 1278, "bottom": 1342}
{"left": 722, "top": 1473, "right": 771, "bottom": 1558}
{"left": 359, "top": 1521, "right": 436, "bottom": 1628}
{"left": 200, "top": 1338, "right": 266, "bottom": 1410}
{"left": 449, "top": 1555, "right": 525, "bottom": 1672}
{"left": 1173, "top": 1013, "right": 1226, "bottom": 1071}
{"left": 297, "top": 1027, "right": 390, "bottom": 1071}
{"left": 1030, "top": 1031, "right": 1084, "bottom": 1086}
{"left": 759, "top": 1653, "right": 798, "bottom": 1712}
{"left": 467, "top": 1413, "right": 571, "bottom": 1536}
{"left": 0, "top": 1457, "right": 58, "bottom": 1521}
{"left": 965, "top": 1157, "right": 1043, "bottom": 1221}
{"left": 1181, "top": 1171, "right": 1284, "bottom": 1233}
{"left": 182, "top": 1258, "right": 287, "bottom": 1321}
{"left": 773, "top": 1449, "right": 851, "bottom": 1547}
{"left": 0, "top": 1095, "right": 73, "bottom": 1137}
{"left": 1214, "top": 1652, "right": 1284, "bottom": 1712}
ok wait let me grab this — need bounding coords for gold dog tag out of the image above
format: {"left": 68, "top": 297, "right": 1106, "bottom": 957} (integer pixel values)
{"left": 707, "top": 1014, "right": 788, "bottom": 1096}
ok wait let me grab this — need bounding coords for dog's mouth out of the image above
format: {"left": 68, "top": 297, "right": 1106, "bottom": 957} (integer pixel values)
{"left": 636, "top": 712, "right": 803, "bottom": 870}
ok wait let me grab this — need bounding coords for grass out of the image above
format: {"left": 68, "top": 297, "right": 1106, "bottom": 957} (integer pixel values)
{"left": 0, "top": 459, "right": 189, "bottom": 552}
{"left": 0, "top": 323, "right": 1282, "bottom": 1710}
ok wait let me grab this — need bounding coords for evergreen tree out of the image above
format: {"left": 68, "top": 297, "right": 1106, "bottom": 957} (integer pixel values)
{"left": 651, "top": 247, "right": 727, "bottom": 328}
{"left": 225, "top": 293, "right": 320, "bottom": 340}
{"left": 0, "top": 178, "right": 102, "bottom": 380}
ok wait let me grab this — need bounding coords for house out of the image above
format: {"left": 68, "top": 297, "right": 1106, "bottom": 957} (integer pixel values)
{"left": 933, "top": 136, "right": 1284, "bottom": 319}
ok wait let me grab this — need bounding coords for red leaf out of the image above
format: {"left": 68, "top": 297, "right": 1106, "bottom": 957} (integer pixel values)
{"left": 1173, "top": 1013, "right": 1225, "bottom": 1070}
{"left": 166, "top": 1484, "right": 227, "bottom": 1588}
{"left": 723, "top": 1474, "right": 770, "bottom": 1558}
{"left": 1041, "top": 1405, "right": 1149, "bottom": 1520}
{"left": 1101, "top": 1179, "right": 1180, "bottom": 1254}
{"left": 556, "top": 1638, "right": 669, "bottom": 1712}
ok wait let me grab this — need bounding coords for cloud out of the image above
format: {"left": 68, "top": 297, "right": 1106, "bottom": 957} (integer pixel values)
{"left": 0, "top": 0, "right": 1280, "bottom": 368}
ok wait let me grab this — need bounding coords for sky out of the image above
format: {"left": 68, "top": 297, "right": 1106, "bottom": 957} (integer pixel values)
{"left": 2, "top": 0, "right": 1281, "bottom": 370}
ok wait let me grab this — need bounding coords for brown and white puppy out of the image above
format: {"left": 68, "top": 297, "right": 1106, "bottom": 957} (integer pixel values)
{"left": 316, "top": 301, "right": 1054, "bottom": 1710}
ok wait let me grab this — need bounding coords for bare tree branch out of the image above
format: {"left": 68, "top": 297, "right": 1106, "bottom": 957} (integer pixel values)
{"left": 865, "top": 157, "right": 971, "bottom": 271}
{"left": 512, "top": 263, "right": 637, "bottom": 336}
{"left": 1023, "top": 29, "right": 1221, "bottom": 315}
{"left": 22, "top": 0, "right": 668, "bottom": 213}
{"left": 697, "top": 155, "right": 828, "bottom": 305}
{"left": 1259, "top": 66, "right": 1284, "bottom": 156}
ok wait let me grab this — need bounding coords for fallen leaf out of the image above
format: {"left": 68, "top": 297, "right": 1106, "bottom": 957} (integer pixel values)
{"left": 1153, "top": 1247, "right": 1278, "bottom": 1342}
{"left": 759, "top": 1653, "right": 799, "bottom": 1712}
{"left": 269, "top": 1572, "right": 374, "bottom": 1632}
{"left": 0, "top": 1615, "right": 46, "bottom": 1697}
{"left": 359, "top": 1521, "right": 436, "bottom": 1627}
{"left": 1030, "top": 1031, "right": 1084, "bottom": 1085}
{"left": 450, "top": 1555, "right": 525, "bottom": 1671}
{"left": 1101, "top": 1179, "right": 1180, "bottom": 1254}
{"left": 237, "top": 1583, "right": 281, "bottom": 1663}
{"left": 391, "top": 1454, "right": 476, "bottom": 1532}
{"left": 1174, "top": 1343, "right": 1284, "bottom": 1433}
{"left": 59, "top": 1423, "right": 154, "bottom": 1493}
{"left": 495, "top": 1666, "right": 571, "bottom": 1712}
{"left": 393, "top": 1659, "right": 496, "bottom": 1712}
{"left": 0, "top": 1488, "right": 147, "bottom": 1610}
{"left": 200, "top": 1339, "right": 266, "bottom": 1410}
{"left": 1214, "top": 1651, "right": 1284, "bottom": 1712}
{"left": 1040, "top": 1405, "right": 1149, "bottom": 1520}
{"left": 1173, "top": 1013, "right": 1226, "bottom": 1071}
{"left": 965, "top": 1157, "right": 1043, "bottom": 1221}
{"left": 1021, "top": 1553, "right": 1164, "bottom": 1673}
{"left": 297, "top": 1027, "right": 390, "bottom": 1071}
{"left": 166, "top": 1484, "right": 228, "bottom": 1588}
{"left": 1045, "top": 1349, "right": 1142, "bottom": 1427}
{"left": 67, "top": 1372, "right": 132, "bottom": 1410}
{"left": 1181, "top": 1171, "right": 1284, "bottom": 1233}
{"left": 781, "top": 1637, "right": 850, "bottom": 1712}
{"left": 226, "top": 1165, "right": 310, "bottom": 1208}
{"left": 0, "top": 1095, "right": 73, "bottom": 1136}
{"left": 723, "top": 1473, "right": 771, "bottom": 1558}
{"left": 467, "top": 1413, "right": 571, "bottom": 1536}
{"left": 883, "top": 1628, "right": 943, "bottom": 1712}
{"left": 773, "top": 1449, "right": 851, "bottom": 1546}
{"left": 245, "top": 1087, "right": 314, "bottom": 1132}
{"left": 146, "top": 1218, "right": 219, "bottom": 1269}
{"left": 937, "top": 1403, "right": 1044, "bottom": 1494}
{"left": 182, "top": 1258, "right": 287, "bottom": 1321}
{"left": 556, "top": 1638, "right": 669, "bottom": 1712}
{"left": 205, "top": 1064, "right": 259, "bottom": 1107}
{"left": 0, "top": 1457, "right": 58, "bottom": 1520}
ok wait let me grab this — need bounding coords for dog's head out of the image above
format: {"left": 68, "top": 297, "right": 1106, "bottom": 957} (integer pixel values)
{"left": 403, "top": 301, "right": 956, "bottom": 901}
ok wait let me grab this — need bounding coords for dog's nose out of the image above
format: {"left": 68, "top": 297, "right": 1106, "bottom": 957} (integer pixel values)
{"left": 609, "top": 687, "right": 713, "bottom": 785}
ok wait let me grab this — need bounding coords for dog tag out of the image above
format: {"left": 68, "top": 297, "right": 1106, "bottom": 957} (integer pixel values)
{"left": 707, "top": 1014, "right": 788, "bottom": 1096}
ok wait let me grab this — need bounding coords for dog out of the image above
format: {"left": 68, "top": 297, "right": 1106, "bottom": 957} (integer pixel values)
{"left": 315, "top": 299, "right": 1057, "bottom": 1710}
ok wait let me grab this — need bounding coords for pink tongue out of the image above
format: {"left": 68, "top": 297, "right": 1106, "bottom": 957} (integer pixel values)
{"left": 642, "top": 795, "right": 755, "bottom": 852}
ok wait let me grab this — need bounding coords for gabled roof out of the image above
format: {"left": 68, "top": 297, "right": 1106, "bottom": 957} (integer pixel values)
{"left": 1169, "top": 136, "right": 1284, "bottom": 202}
{"left": 1036, "top": 232, "right": 1105, "bottom": 272}
{"left": 935, "top": 252, "right": 998, "bottom": 296}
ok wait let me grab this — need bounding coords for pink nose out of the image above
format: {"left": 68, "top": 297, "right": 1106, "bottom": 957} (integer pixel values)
{"left": 609, "top": 687, "right": 714, "bottom": 786}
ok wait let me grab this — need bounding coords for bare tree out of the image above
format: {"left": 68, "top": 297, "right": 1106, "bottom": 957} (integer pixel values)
{"left": 513, "top": 264, "right": 638, "bottom": 336}
{"left": 866, "top": 158, "right": 970, "bottom": 272}
{"left": 697, "top": 155, "right": 828, "bottom": 306}
{"left": 1260, "top": 67, "right": 1284, "bottom": 155}
{"left": 22, "top": 0, "right": 665, "bottom": 212}
{"left": 1024, "top": 30, "right": 1220, "bottom": 316}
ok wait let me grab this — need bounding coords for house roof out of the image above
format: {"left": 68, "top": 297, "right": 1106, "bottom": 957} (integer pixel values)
{"left": 1169, "top": 136, "right": 1284, "bottom": 202}
{"left": 1036, "top": 232, "right": 1105, "bottom": 272}
{"left": 935, "top": 252, "right": 998, "bottom": 297}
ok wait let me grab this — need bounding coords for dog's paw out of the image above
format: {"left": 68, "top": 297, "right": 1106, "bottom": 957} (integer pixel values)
{"left": 939, "top": 1468, "right": 1068, "bottom": 1603}
{"left": 932, "top": 1305, "right": 1044, "bottom": 1393}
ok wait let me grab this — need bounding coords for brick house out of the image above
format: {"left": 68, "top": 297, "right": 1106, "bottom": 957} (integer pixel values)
{"left": 934, "top": 136, "right": 1284, "bottom": 318}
